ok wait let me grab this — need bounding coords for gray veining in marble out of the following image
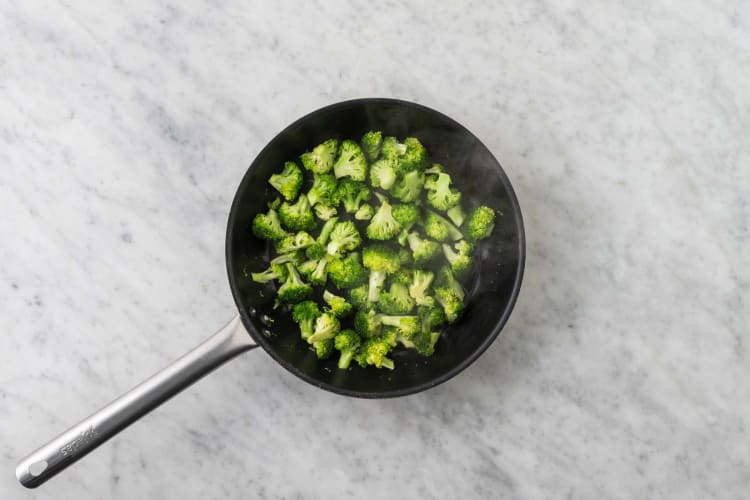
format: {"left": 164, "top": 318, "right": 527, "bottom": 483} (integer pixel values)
{"left": 2, "top": 1, "right": 749, "bottom": 499}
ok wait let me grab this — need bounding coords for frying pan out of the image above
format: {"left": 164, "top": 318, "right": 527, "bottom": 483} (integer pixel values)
{"left": 15, "top": 98, "right": 525, "bottom": 488}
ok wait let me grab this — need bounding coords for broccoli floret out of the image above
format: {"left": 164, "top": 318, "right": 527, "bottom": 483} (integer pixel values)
{"left": 297, "top": 259, "right": 319, "bottom": 280}
{"left": 268, "top": 197, "right": 282, "bottom": 210}
{"left": 399, "top": 137, "right": 428, "bottom": 173}
{"left": 250, "top": 262, "right": 287, "bottom": 284}
{"left": 393, "top": 204, "right": 420, "bottom": 229}
{"left": 425, "top": 172, "right": 461, "bottom": 211}
{"left": 316, "top": 217, "right": 339, "bottom": 245}
{"left": 324, "top": 221, "right": 361, "bottom": 257}
{"left": 279, "top": 194, "right": 316, "bottom": 232}
{"left": 434, "top": 267, "right": 465, "bottom": 323}
{"left": 305, "top": 243, "right": 326, "bottom": 260}
{"left": 271, "top": 251, "right": 306, "bottom": 266}
{"left": 354, "top": 203, "right": 374, "bottom": 220}
{"left": 378, "top": 282, "right": 415, "bottom": 314}
{"left": 390, "top": 269, "right": 413, "bottom": 287}
{"left": 323, "top": 290, "right": 353, "bottom": 318}
{"left": 355, "top": 336, "right": 395, "bottom": 370}
{"left": 446, "top": 205, "right": 466, "bottom": 226}
{"left": 307, "top": 312, "right": 341, "bottom": 345}
{"left": 277, "top": 263, "right": 313, "bottom": 304}
{"left": 423, "top": 210, "right": 463, "bottom": 242}
{"left": 362, "top": 245, "right": 401, "bottom": 302}
{"left": 252, "top": 208, "right": 289, "bottom": 241}
{"left": 390, "top": 170, "right": 424, "bottom": 203}
{"left": 442, "top": 240, "right": 473, "bottom": 277}
{"left": 410, "top": 330, "right": 441, "bottom": 356}
{"left": 367, "top": 198, "right": 402, "bottom": 240}
{"left": 334, "top": 329, "right": 362, "bottom": 369}
{"left": 361, "top": 130, "right": 383, "bottom": 162}
{"left": 300, "top": 139, "right": 339, "bottom": 174}
{"left": 314, "top": 203, "right": 338, "bottom": 221}
{"left": 397, "top": 247, "right": 412, "bottom": 266}
{"left": 333, "top": 140, "right": 368, "bottom": 182}
{"left": 268, "top": 161, "right": 303, "bottom": 201}
{"left": 275, "top": 231, "right": 315, "bottom": 254}
{"left": 307, "top": 174, "right": 337, "bottom": 207}
{"left": 418, "top": 304, "right": 446, "bottom": 328}
{"left": 369, "top": 158, "right": 397, "bottom": 190}
{"left": 348, "top": 285, "right": 369, "bottom": 310}
{"left": 309, "top": 256, "right": 330, "bottom": 286}
{"left": 354, "top": 309, "right": 381, "bottom": 338}
{"left": 424, "top": 163, "right": 444, "bottom": 175}
{"left": 327, "top": 252, "right": 368, "bottom": 289}
{"left": 380, "top": 136, "right": 407, "bottom": 160}
{"left": 465, "top": 205, "right": 496, "bottom": 241}
{"left": 406, "top": 231, "right": 440, "bottom": 265}
{"left": 314, "top": 338, "right": 335, "bottom": 359}
{"left": 334, "top": 178, "right": 371, "bottom": 213}
{"left": 292, "top": 300, "right": 321, "bottom": 340}
{"left": 379, "top": 314, "right": 420, "bottom": 339}
{"left": 409, "top": 269, "right": 435, "bottom": 307}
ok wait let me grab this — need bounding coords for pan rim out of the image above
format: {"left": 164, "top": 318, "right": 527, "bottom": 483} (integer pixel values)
{"left": 225, "top": 97, "right": 526, "bottom": 399}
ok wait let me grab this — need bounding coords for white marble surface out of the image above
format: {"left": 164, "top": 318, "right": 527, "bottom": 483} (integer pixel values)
{"left": 2, "top": 1, "right": 749, "bottom": 498}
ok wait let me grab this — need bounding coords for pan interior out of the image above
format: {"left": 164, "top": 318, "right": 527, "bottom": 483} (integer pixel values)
{"left": 226, "top": 99, "right": 524, "bottom": 397}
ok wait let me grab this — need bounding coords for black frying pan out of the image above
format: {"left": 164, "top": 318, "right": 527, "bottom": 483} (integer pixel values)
{"left": 16, "top": 98, "right": 525, "bottom": 488}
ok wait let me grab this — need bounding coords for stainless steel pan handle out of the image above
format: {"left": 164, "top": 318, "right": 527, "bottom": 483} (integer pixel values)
{"left": 16, "top": 315, "right": 257, "bottom": 488}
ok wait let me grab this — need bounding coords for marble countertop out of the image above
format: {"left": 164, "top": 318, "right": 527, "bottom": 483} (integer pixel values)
{"left": 2, "top": 1, "right": 748, "bottom": 499}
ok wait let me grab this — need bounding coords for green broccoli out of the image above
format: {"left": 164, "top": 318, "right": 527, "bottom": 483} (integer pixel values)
{"left": 314, "top": 203, "right": 338, "bottom": 221}
{"left": 326, "top": 221, "right": 361, "bottom": 257}
{"left": 314, "top": 338, "right": 335, "bottom": 359}
{"left": 279, "top": 194, "right": 316, "bottom": 232}
{"left": 292, "top": 300, "right": 321, "bottom": 340}
{"left": 333, "top": 140, "right": 368, "bottom": 181}
{"left": 348, "top": 285, "right": 369, "bottom": 310}
{"left": 271, "top": 250, "right": 306, "bottom": 266}
{"left": 277, "top": 263, "right": 313, "bottom": 304}
{"left": 354, "top": 309, "right": 381, "bottom": 338}
{"left": 390, "top": 170, "right": 424, "bottom": 203}
{"left": 323, "top": 290, "right": 353, "bottom": 318}
{"left": 269, "top": 161, "right": 303, "bottom": 201}
{"left": 308, "top": 256, "right": 330, "bottom": 286}
{"left": 275, "top": 231, "right": 315, "bottom": 254}
{"left": 327, "top": 252, "right": 368, "bottom": 289}
{"left": 424, "top": 163, "right": 444, "bottom": 175}
{"left": 297, "top": 259, "right": 319, "bottom": 281}
{"left": 361, "top": 130, "right": 383, "bottom": 163}
{"left": 252, "top": 208, "right": 289, "bottom": 241}
{"left": 425, "top": 172, "right": 461, "bottom": 211}
{"left": 275, "top": 232, "right": 315, "bottom": 254}
{"left": 250, "top": 262, "right": 287, "bottom": 284}
{"left": 397, "top": 247, "right": 412, "bottom": 266}
{"left": 465, "top": 205, "right": 496, "bottom": 241}
{"left": 378, "top": 282, "right": 415, "bottom": 314}
{"left": 423, "top": 210, "right": 463, "bottom": 242}
{"left": 354, "top": 203, "right": 374, "bottom": 220}
{"left": 434, "top": 267, "right": 465, "bottom": 323}
{"left": 406, "top": 231, "right": 440, "bottom": 265}
{"left": 366, "top": 197, "right": 402, "bottom": 240}
{"left": 355, "top": 336, "right": 395, "bottom": 370}
{"left": 442, "top": 240, "right": 473, "bottom": 277}
{"left": 300, "top": 139, "right": 339, "bottom": 174}
{"left": 418, "top": 304, "right": 446, "bottom": 328}
{"left": 378, "top": 314, "right": 421, "bottom": 338}
{"left": 268, "top": 197, "right": 282, "bottom": 210}
{"left": 307, "top": 312, "right": 341, "bottom": 345}
{"left": 409, "top": 269, "right": 435, "bottom": 307}
{"left": 369, "top": 158, "right": 397, "bottom": 190}
{"left": 446, "top": 205, "right": 466, "bottom": 227}
{"left": 410, "top": 329, "right": 441, "bottom": 356}
{"left": 334, "top": 178, "right": 371, "bottom": 213}
{"left": 380, "top": 136, "right": 407, "bottom": 160}
{"left": 393, "top": 203, "right": 420, "bottom": 245}
{"left": 398, "top": 137, "right": 428, "bottom": 173}
{"left": 390, "top": 268, "right": 413, "bottom": 287}
{"left": 305, "top": 243, "right": 326, "bottom": 260}
{"left": 362, "top": 245, "right": 401, "bottom": 302}
{"left": 307, "top": 174, "right": 337, "bottom": 207}
{"left": 334, "top": 329, "right": 362, "bottom": 369}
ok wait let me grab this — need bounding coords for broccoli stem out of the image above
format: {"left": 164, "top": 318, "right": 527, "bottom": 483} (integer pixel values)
{"left": 368, "top": 271, "right": 386, "bottom": 302}
{"left": 338, "top": 350, "right": 355, "bottom": 369}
